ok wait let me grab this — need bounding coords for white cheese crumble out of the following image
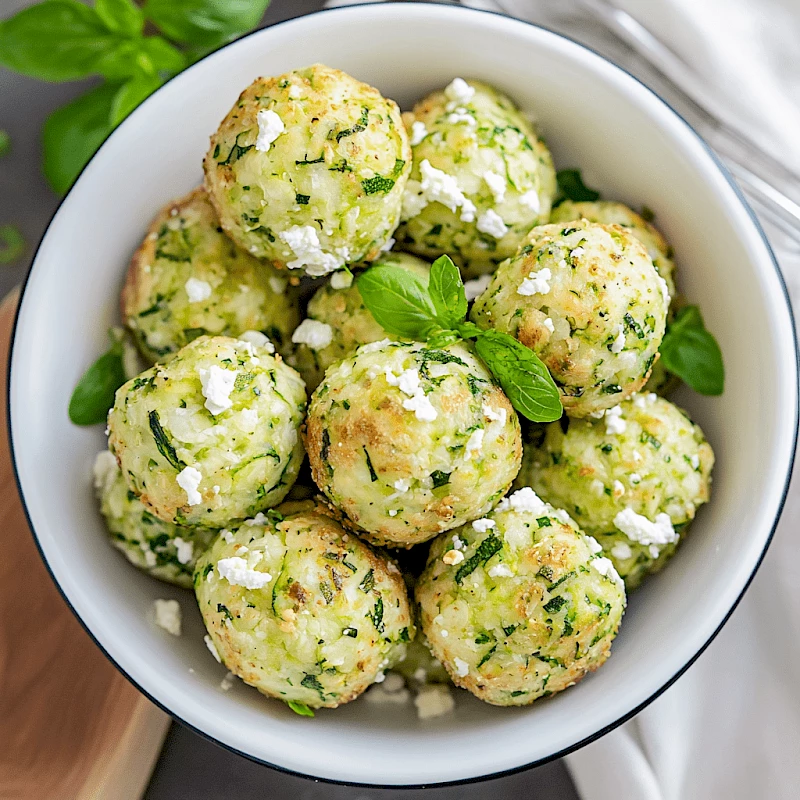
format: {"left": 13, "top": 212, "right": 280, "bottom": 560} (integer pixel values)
{"left": 612, "top": 480, "right": 626, "bottom": 498}
{"left": 444, "top": 77, "right": 475, "bottom": 108}
{"left": 476, "top": 209, "right": 508, "bottom": 239}
{"left": 447, "top": 109, "right": 476, "bottom": 127}
{"left": 415, "top": 684, "right": 455, "bottom": 719}
{"left": 498, "top": 486, "right": 548, "bottom": 516}
{"left": 571, "top": 246, "right": 586, "bottom": 258}
{"left": 401, "top": 179, "right": 427, "bottom": 220}
{"left": 630, "top": 473, "right": 642, "bottom": 485}
{"left": 604, "top": 405, "right": 627, "bottom": 435}
{"left": 238, "top": 330, "right": 274, "bottom": 353}
{"left": 483, "top": 170, "right": 507, "bottom": 203}
{"left": 359, "top": 338, "right": 391, "bottom": 355}
{"left": 292, "top": 318, "right": 333, "bottom": 350}
{"left": 268, "top": 276, "right": 287, "bottom": 295}
{"left": 217, "top": 556, "right": 272, "bottom": 589}
{"left": 452, "top": 534, "right": 466, "bottom": 550}
{"left": 472, "top": 518, "right": 496, "bottom": 533}
{"left": 204, "top": 634, "right": 222, "bottom": 663}
{"left": 330, "top": 269, "right": 353, "bottom": 289}
{"left": 611, "top": 541, "right": 633, "bottom": 560}
{"left": 464, "top": 427, "right": 485, "bottom": 458}
{"left": 380, "top": 237, "right": 396, "bottom": 253}
{"left": 418, "top": 159, "right": 476, "bottom": 222}
{"left": 93, "top": 450, "right": 118, "bottom": 495}
{"left": 690, "top": 454, "right": 700, "bottom": 470}
{"left": 403, "top": 391, "right": 437, "bottom": 422}
{"left": 385, "top": 367, "right": 437, "bottom": 421}
{"left": 410, "top": 120, "right": 428, "bottom": 146}
{"left": 657, "top": 275, "right": 671, "bottom": 305}
{"left": 393, "top": 478, "right": 410, "bottom": 493}
{"left": 592, "top": 556, "right": 624, "bottom": 585}
{"left": 586, "top": 536, "right": 603, "bottom": 555}
{"left": 613, "top": 508, "right": 677, "bottom": 551}
{"left": 453, "top": 657, "right": 470, "bottom": 678}
{"left": 543, "top": 317, "right": 555, "bottom": 333}
{"left": 463, "top": 274, "right": 491, "bottom": 301}
{"left": 442, "top": 549, "right": 465, "bottom": 566}
{"left": 365, "top": 673, "right": 411, "bottom": 705}
{"left": 483, "top": 403, "right": 507, "bottom": 425}
{"left": 153, "top": 599, "right": 182, "bottom": 636}
{"left": 517, "top": 268, "right": 552, "bottom": 296}
{"left": 220, "top": 672, "right": 237, "bottom": 692}
{"left": 198, "top": 365, "right": 238, "bottom": 415}
{"left": 173, "top": 537, "right": 194, "bottom": 565}
{"left": 255, "top": 108, "right": 285, "bottom": 152}
{"left": 185, "top": 277, "right": 212, "bottom": 304}
{"left": 279, "top": 225, "right": 342, "bottom": 277}
{"left": 176, "top": 466, "right": 203, "bottom": 506}
{"left": 519, "top": 189, "right": 541, "bottom": 214}
{"left": 385, "top": 367, "right": 421, "bottom": 396}
{"left": 487, "top": 564, "right": 514, "bottom": 578}
{"left": 610, "top": 324, "right": 626, "bottom": 354}
{"left": 221, "top": 529, "right": 235, "bottom": 544}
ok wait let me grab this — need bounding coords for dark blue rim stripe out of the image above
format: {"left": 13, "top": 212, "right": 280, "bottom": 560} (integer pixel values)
{"left": 6, "top": 1, "right": 799, "bottom": 790}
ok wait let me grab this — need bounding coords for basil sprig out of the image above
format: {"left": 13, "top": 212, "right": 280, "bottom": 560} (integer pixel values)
{"left": 659, "top": 305, "right": 724, "bottom": 396}
{"left": 555, "top": 169, "right": 600, "bottom": 204}
{"left": 356, "top": 255, "right": 563, "bottom": 422}
{"left": 68, "top": 330, "right": 127, "bottom": 425}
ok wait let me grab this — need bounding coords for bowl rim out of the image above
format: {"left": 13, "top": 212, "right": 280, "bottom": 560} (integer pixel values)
{"left": 7, "top": 1, "right": 799, "bottom": 789}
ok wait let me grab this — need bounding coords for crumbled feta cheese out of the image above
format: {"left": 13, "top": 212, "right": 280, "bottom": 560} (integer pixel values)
{"left": 238, "top": 330, "right": 274, "bottom": 353}
{"left": 476, "top": 209, "right": 508, "bottom": 239}
{"left": 418, "top": 159, "right": 474, "bottom": 221}
{"left": 359, "top": 338, "right": 391, "bottom": 355}
{"left": 472, "top": 518, "right": 496, "bottom": 533}
{"left": 176, "top": 466, "right": 203, "bottom": 506}
{"left": 464, "top": 428, "right": 485, "bottom": 458}
{"left": 632, "top": 393, "right": 646, "bottom": 409}
{"left": 447, "top": 109, "right": 476, "bottom": 127}
{"left": 385, "top": 367, "right": 421, "bottom": 397}
{"left": 612, "top": 480, "right": 626, "bottom": 498}
{"left": 204, "top": 634, "right": 221, "bottom": 663}
{"left": 519, "top": 189, "right": 541, "bottom": 213}
{"left": 268, "top": 276, "right": 287, "bottom": 295}
{"left": 330, "top": 269, "right": 353, "bottom": 289}
{"left": 185, "top": 277, "right": 212, "bottom": 304}
{"left": 198, "top": 365, "right": 238, "bottom": 415}
{"left": 517, "top": 268, "right": 552, "bottom": 296}
{"left": 690, "top": 454, "right": 700, "bottom": 470}
{"left": 403, "top": 391, "right": 438, "bottom": 422}
{"left": 220, "top": 671, "right": 236, "bottom": 692}
{"left": 590, "top": 478, "right": 605, "bottom": 497}
{"left": 393, "top": 478, "right": 410, "bottom": 493}
{"left": 255, "top": 109, "right": 285, "bottom": 152}
{"left": 605, "top": 405, "right": 627, "bottom": 435}
{"left": 173, "top": 537, "right": 194, "bottom": 565}
{"left": 552, "top": 509, "right": 572, "bottom": 524}
{"left": 388, "top": 509, "right": 398, "bottom": 517}
{"left": 586, "top": 536, "right": 603, "bottom": 554}
{"left": 571, "top": 246, "right": 586, "bottom": 258}
{"left": 543, "top": 317, "right": 555, "bottom": 333}
{"left": 483, "top": 403, "right": 507, "bottom": 425}
{"left": 366, "top": 674, "right": 411, "bottom": 705}
{"left": 592, "top": 556, "right": 623, "bottom": 585}
{"left": 287, "top": 84, "right": 302, "bottom": 99}
{"left": 463, "top": 274, "right": 491, "bottom": 301}
{"left": 443, "top": 549, "right": 465, "bottom": 565}
{"left": 141, "top": 544, "right": 157, "bottom": 568}
{"left": 452, "top": 534, "right": 466, "bottom": 550}
{"left": 610, "top": 324, "right": 626, "bottom": 354}
{"left": 630, "top": 473, "right": 642, "bottom": 485}
{"left": 380, "top": 237, "right": 396, "bottom": 253}
{"left": 613, "top": 508, "right": 677, "bottom": 550}
{"left": 657, "top": 275, "right": 671, "bottom": 305}
{"left": 440, "top": 630, "right": 449, "bottom": 637}
{"left": 217, "top": 556, "right": 272, "bottom": 589}
{"left": 632, "top": 450, "right": 642, "bottom": 462}
{"left": 410, "top": 120, "right": 428, "bottom": 146}
{"left": 487, "top": 564, "right": 514, "bottom": 578}
{"left": 401, "top": 179, "right": 428, "bottom": 220}
{"left": 506, "top": 487, "right": 548, "bottom": 515}
{"left": 611, "top": 541, "right": 633, "bottom": 560}
{"left": 221, "top": 529, "right": 234, "bottom": 544}
{"left": 415, "top": 684, "right": 455, "bottom": 719}
{"left": 279, "top": 225, "right": 342, "bottom": 277}
{"left": 453, "top": 657, "right": 469, "bottom": 677}
{"left": 153, "top": 599, "right": 182, "bottom": 636}
{"left": 93, "top": 450, "right": 118, "bottom": 495}
{"left": 483, "top": 170, "right": 507, "bottom": 203}
{"left": 292, "top": 319, "right": 333, "bottom": 350}
{"left": 444, "top": 77, "right": 475, "bottom": 108}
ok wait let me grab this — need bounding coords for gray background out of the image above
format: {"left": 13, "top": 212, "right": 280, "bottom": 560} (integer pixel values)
{"left": 0, "top": 1, "right": 579, "bottom": 796}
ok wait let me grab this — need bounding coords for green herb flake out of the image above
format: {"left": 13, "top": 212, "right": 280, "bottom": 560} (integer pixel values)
{"left": 361, "top": 175, "right": 396, "bottom": 195}
{"left": 430, "top": 470, "right": 451, "bottom": 489}
{"left": 455, "top": 534, "right": 503, "bottom": 583}
{"left": 295, "top": 193, "right": 310, "bottom": 205}
{"left": 359, "top": 569, "right": 375, "bottom": 593}
{"left": 287, "top": 701, "right": 315, "bottom": 717}
{"left": 148, "top": 410, "right": 185, "bottom": 470}
{"left": 363, "top": 448, "right": 379, "bottom": 482}
{"left": 343, "top": 626, "right": 358, "bottom": 638}
{"left": 543, "top": 595, "right": 568, "bottom": 614}
{"left": 367, "top": 596, "right": 384, "bottom": 632}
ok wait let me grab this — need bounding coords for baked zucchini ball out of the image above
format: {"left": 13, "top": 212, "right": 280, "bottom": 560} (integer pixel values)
{"left": 471, "top": 220, "right": 669, "bottom": 417}
{"left": 93, "top": 451, "right": 216, "bottom": 588}
{"left": 194, "top": 500, "right": 414, "bottom": 709}
{"left": 397, "top": 78, "right": 556, "bottom": 278}
{"left": 516, "top": 393, "right": 714, "bottom": 588}
{"left": 416, "top": 488, "right": 626, "bottom": 706}
{"left": 551, "top": 201, "right": 676, "bottom": 301}
{"left": 304, "top": 340, "right": 522, "bottom": 548}
{"left": 290, "top": 252, "right": 431, "bottom": 391}
{"left": 122, "top": 188, "right": 300, "bottom": 364}
{"left": 203, "top": 64, "right": 410, "bottom": 275}
{"left": 108, "top": 335, "right": 306, "bottom": 529}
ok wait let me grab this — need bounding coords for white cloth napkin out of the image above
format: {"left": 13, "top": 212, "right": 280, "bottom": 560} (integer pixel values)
{"left": 325, "top": 2, "right": 800, "bottom": 797}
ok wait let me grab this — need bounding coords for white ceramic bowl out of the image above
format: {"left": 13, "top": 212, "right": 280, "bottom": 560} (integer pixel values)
{"left": 9, "top": 2, "right": 798, "bottom": 787}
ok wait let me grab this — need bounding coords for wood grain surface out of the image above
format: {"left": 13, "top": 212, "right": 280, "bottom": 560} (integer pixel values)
{"left": 0, "top": 289, "right": 170, "bottom": 800}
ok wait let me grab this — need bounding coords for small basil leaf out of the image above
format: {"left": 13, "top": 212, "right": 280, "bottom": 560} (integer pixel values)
{"left": 0, "top": 225, "right": 25, "bottom": 265}
{"left": 426, "top": 329, "right": 461, "bottom": 349}
{"left": 97, "top": 36, "right": 187, "bottom": 81}
{"left": 69, "top": 344, "right": 126, "bottom": 425}
{"left": 429, "top": 254, "right": 467, "bottom": 328}
{"left": 455, "top": 320, "right": 483, "bottom": 340}
{"left": 474, "top": 330, "right": 562, "bottom": 422}
{"left": 357, "top": 264, "right": 439, "bottom": 340}
{"left": 95, "top": 0, "right": 145, "bottom": 37}
{"left": 110, "top": 71, "right": 163, "bottom": 126}
{"left": 556, "top": 169, "right": 600, "bottom": 203}
{"left": 287, "top": 700, "right": 315, "bottom": 717}
{"left": 659, "top": 305, "right": 724, "bottom": 396}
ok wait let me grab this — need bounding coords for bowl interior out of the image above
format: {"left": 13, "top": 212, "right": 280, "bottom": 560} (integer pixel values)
{"left": 9, "top": 3, "right": 797, "bottom": 786}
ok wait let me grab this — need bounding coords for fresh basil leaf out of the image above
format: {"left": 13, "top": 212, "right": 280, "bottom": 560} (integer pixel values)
{"left": 287, "top": 700, "right": 315, "bottom": 717}
{"left": 69, "top": 342, "right": 126, "bottom": 425}
{"left": 556, "top": 169, "right": 600, "bottom": 203}
{"left": 0, "top": 0, "right": 121, "bottom": 82}
{"left": 0, "top": 225, "right": 25, "bottom": 264}
{"left": 142, "top": 0, "right": 271, "bottom": 49}
{"left": 474, "top": 330, "right": 562, "bottom": 422}
{"left": 0, "top": 130, "right": 10, "bottom": 158}
{"left": 429, "top": 254, "right": 467, "bottom": 328}
{"left": 110, "top": 70, "right": 163, "bottom": 125}
{"left": 95, "top": 0, "right": 144, "bottom": 37}
{"left": 426, "top": 329, "right": 461, "bottom": 349}
{"left": 42, "top": 82, "right": 118, "bottom": 195}
{"left": 357, "top": 264, "right": 439, "bottom": 340}
{"left": 97, "top": 36, "right": 186, "bottom": 81}
{"left": 659, "top": 305, "right": 724, "bottom": 395}
{"left": 455, "top": 320, "right": 483, "bottom": 340}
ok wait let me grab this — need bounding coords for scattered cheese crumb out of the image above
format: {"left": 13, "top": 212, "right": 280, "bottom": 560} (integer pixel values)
{"left": 217, "top": 556, "right": 272, "bottom": 589}
{"left": 238, "top": 330, "right": 274, "bottom": 353}
{"left": 173, "top": 537, "right": 194, "bottom": 565}
{"left": 330, "top": 270, "right": 353, "bottom": 289}
{"left": 604, "top": 405, "right": 627, "bottom": 435}
{"left": 483, "top": 170, "right": 507, "bottom": 203}
{"left": 464, "top": 428, "right": 485, "bottom": 458}
{"left": 443, "top": 549, "right": 465, "bottom": 565}
{"left": 472, "top": 518, "right": 496, "bottom": 533}
{"left": 444, "top": 77, "right": 475, "bottom": 108}
{"left": 487, "top": 564, "right": 514, "bottom": 578}
{"left": 586, "top": 536, "right": 603, "bottom": 554}
{"left": 483, "top": 403, "right": 507, "bottom": 425}
{"left": 690, "top": 454, "right": 700, "bottom": 470}
{"left": 415, "top": 684, "right": 455, "bottom": 719}
{"left": 612, "top": 480, "right": 626, "bottom": 498}
{"left": 198, "top": 365, "right": 238, "bottom": 415}
{"left": 613, "top": 508, "right": 677, "bottom": 551}
{"left": 221, "top": 530, "right": 234, "bottom": 544}
{"left": 630, "top": 473, "right": 642, "bottom": 485}
{"left": 255, "top": 108, "right": 285, "bottom": 152}
{"left": 153, "top": 599, "right": 182, "bottom": 636}
{"left": 592, "top": 556, "right": 624, "bottom": 586}
{"left": 366, "top": 673, "right": 411, "bottom": 704}
{"left": 452, "top": 534, "right": 466, "bottom": 550}
{"left": 518, "top": 268, "right": 552, "bottom": 296}
{"left": 453, "top": 657, "right": 469, "bottom": 677}
{"left": 476, "top": 209, "right": 508, "bottom": 239}
{"left": 418, "top": 159, "right": 475, "bottom": 222}
{"left": 410, "top": 120, "right": 428, "bottom": 146}
{"left": 204, "top": 634, "right": 222, "bottom": 663}
{"left": 447, "top": 109, "right": 476, "bottom": 127}
{"left": 279, "top": 225, "right": 342, "bottom": 277}
{"left": 185, "top": 277, "right": 212, "bottom": 304}
{"left": 463, "top": 274, "right": 491, "bottom": 301}
{"left": 543, "top": 317, "right": 555, "bottom": 333}
{"left": 393, "top": 478, "right": 410, "bottom": 493}
{"left": 519, "top": 189, "right": 541, "bottom": 213}
{"left": 611, "top": 541, "right": 633, "bottom": 560}
{"left": 403, "top": 391, "right": 437, "bottom": 422}
{"left": 292, "top": 319, "right": 333, "bottom": 350}
{"left": 610, "top": 324, "right": 626, "bottom": 354}
{"left": 499, "top": 486, "right": 548, "bottom": 515}
{"left": 176, "top": 466, "right": 203, "bottom": 506}
{"left": 220, "top": 671, "right": 237, "bottom": 692}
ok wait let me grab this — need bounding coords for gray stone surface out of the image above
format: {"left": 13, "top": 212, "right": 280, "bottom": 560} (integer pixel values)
{"left": 0, "top": 1, "right": 579, "bottom": 796}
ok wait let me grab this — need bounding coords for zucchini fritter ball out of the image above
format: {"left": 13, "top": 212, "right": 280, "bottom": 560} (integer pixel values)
{"left": 94, "top": 451, "right": 216, "bottom": 588}
{"left": 195, "top": 500, "right": 414, "bottom": 709}
{"left": 516, "top": 393, "right": 714, "bottom": 588}
{"left": 397, "top": 78, "right": 556, "bottom": 278}
{"left": 289, "top": 252, "right": 430, "bottom": 391}
{"left": 416, "top": 488, "right": 626, "bottom": 706}
{"left": 304, "top": 340, "right": 522, "bottom": 548}
{"left": 204, "top": 64, "right": 411, "bottom": 275}
{"left": 122, "top": 188, "right": 299, "bottom": 364}
{"left": 471, "top": 220, "right": 669, "bottom": 417}
{"left": 108, "top": 335, "right": 306, "bottom": 529}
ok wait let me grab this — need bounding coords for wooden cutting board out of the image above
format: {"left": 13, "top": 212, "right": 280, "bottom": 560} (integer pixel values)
{"left": 0, "top": 288, "right": 170, "bottom": 799}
